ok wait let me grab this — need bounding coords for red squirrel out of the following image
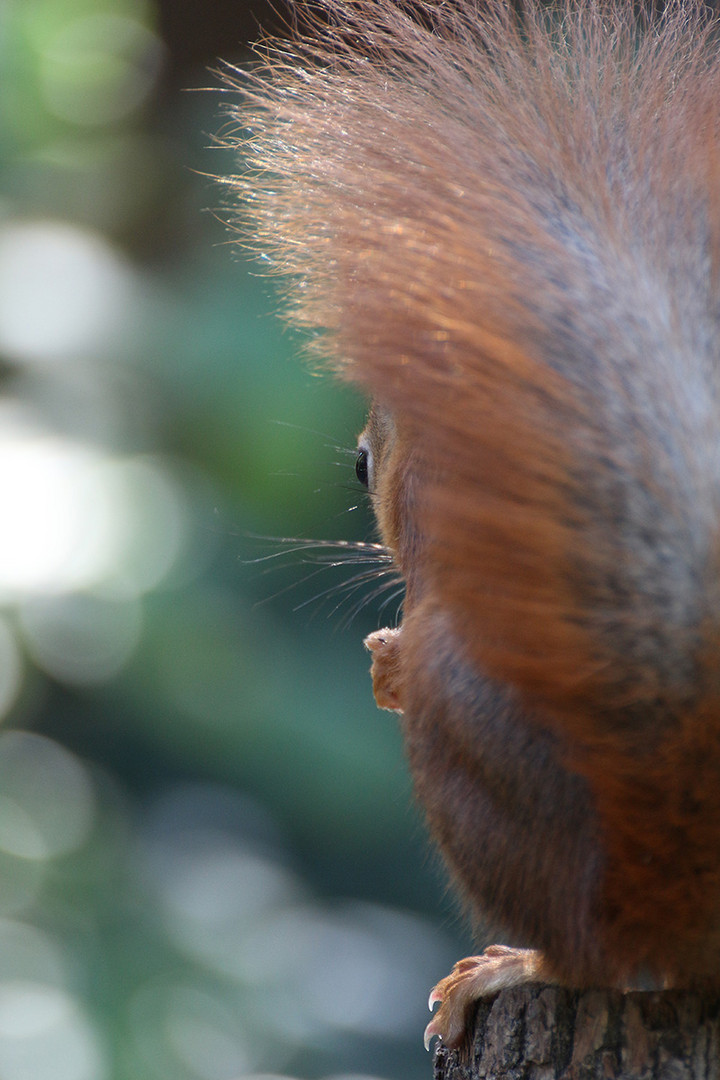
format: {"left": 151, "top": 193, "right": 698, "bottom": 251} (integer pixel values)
{"left": 226, "top": 0, "right": 720, "bottom": 1052}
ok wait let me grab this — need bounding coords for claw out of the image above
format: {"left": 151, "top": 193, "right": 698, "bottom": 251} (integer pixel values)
{"left": 425, "top": 980, "right": 444, "bottom": 1051}
{"left": 424, "top": 1017, "right": 442, "bottom": 1052}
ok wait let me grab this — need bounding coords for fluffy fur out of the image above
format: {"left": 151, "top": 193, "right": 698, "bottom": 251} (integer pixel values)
{"left": 224, "top": 0, "right": 720, "bottom": 996}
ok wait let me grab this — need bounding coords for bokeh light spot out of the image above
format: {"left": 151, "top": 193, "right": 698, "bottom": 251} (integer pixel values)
{"left": 0, "top": 222, "right": 135, "bottom": 364}
{"left": 0, "top": 422, "right": 118, "bottom": 599}
{"left": 39, "top": 14, "right": 164, "bottom": 127}
{"left": 0, "top": 798, "right": 47, "bottom": 860}
{"left": 0, "top": 410, "right": 187, "bottom": 608}
{"left": 21, "top": 592, "right": 142, "bottom": 684}
{"left": 0, "top": 982, "right": 107, "bottom": 1080}
{"left": 0, "top": 920, "right": 67, "bottom": 987}
{"left": 0, "top": 732, "right": 95, "bottom": 858}
{"left": 100, "top": 455, "right": 187, "bottom": 596}
{"left": 0, "top": 852, "right": 45, "bottom": 918}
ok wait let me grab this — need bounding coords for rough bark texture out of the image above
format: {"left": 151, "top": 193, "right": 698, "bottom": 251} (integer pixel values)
{"left": 433, "top": 986, "right": 720, "bottom": 1080}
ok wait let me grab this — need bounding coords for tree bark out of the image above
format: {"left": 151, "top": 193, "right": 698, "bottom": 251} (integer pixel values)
{"left": 433, "top": 985, "right": 720, "bottom": 1080}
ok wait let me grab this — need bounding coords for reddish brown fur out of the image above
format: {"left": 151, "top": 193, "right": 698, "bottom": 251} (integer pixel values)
{"left": 225, "top": 1, "right": 720, "bottom": 990}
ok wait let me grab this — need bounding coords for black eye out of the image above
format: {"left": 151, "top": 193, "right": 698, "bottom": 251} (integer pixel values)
{"left": 355, "top": 448, "right": 369, "bottom": 487}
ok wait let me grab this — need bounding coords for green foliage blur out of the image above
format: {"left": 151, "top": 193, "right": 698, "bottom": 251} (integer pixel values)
{"left": 0, "top": 1, "right": 470, "bottom": 1078}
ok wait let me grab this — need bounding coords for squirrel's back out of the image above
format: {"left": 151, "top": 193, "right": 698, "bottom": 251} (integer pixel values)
{"left": 228, "top": 0, "right": 720, "bottom": 991}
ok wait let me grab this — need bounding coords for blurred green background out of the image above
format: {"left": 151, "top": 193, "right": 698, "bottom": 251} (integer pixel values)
{"left": 0, "top": 1, "right": 470, "bottom": 1078}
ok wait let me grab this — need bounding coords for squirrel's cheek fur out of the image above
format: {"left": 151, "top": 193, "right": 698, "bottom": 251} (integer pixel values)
{"left": 226, "top": 0, "right": 720, "bottom": 1018}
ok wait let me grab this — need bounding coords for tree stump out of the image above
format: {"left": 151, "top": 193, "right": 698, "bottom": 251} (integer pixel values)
{"left": 432, "top": 985, "right": 720, "bottom": 1080}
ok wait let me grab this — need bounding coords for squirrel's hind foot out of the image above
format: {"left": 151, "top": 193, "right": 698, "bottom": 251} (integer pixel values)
{"left": 424, "top": 945, "right": 550, "bottom": 1051}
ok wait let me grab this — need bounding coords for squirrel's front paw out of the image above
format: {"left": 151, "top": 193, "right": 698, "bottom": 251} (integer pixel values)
{"left": 424, "top": 946, "right": 547, "bottom": 1051}
{"left": 364, "top": 627, "right": 403, "bottom": 711}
